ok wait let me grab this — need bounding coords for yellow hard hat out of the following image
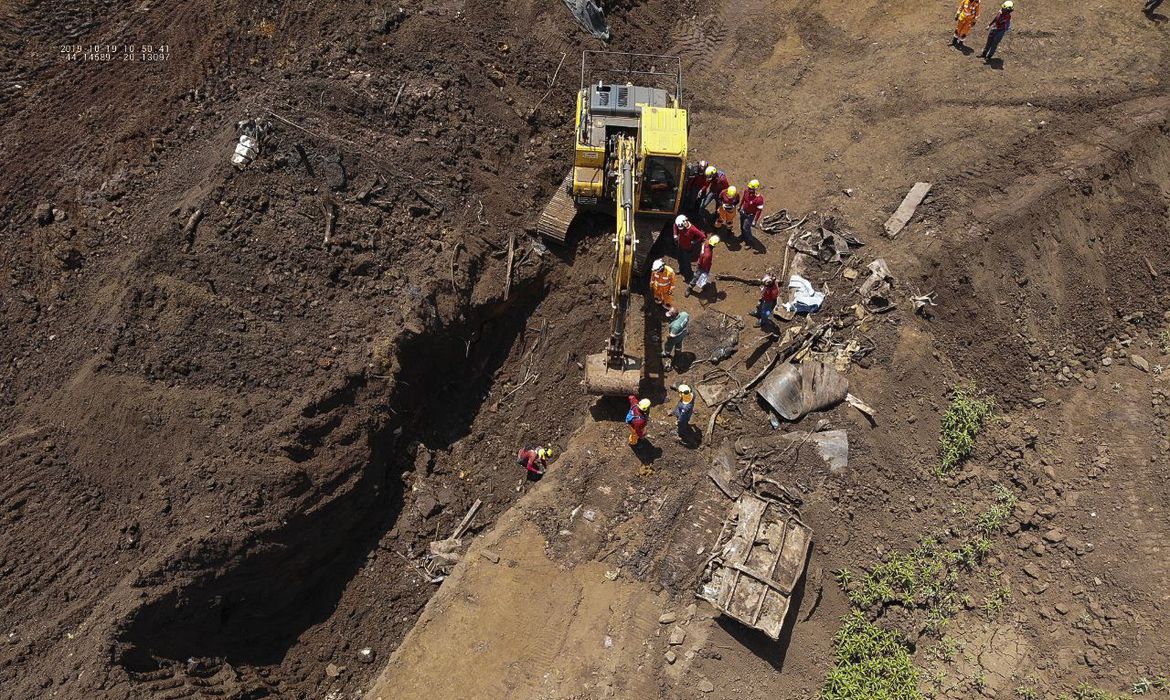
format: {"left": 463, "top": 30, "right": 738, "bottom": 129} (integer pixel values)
{"left": 538, "top": 446, "right": 553, "bottom": 460}
{"left": 704, "top": 165, "right": 717, "bottom": 177}
{"left": 678, "top": 384, "right": 692, "bottom": 395}
{"left": 638, "top": 398, "right": 651, "bottom": 411}
{"left": 707, "top": 235, "right": 721, "bottom": 246}
{"left": 1001, "top": 0, "right": 1013, "bottom": 8}
{"left": 748, "top": 179, "right": 761, "bottom": 190}
{"left": 726, "top": 185, "right": 737, "bottom": 198}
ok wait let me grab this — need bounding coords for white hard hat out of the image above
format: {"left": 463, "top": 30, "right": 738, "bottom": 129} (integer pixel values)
{"left": 678, "top": 384, "right": 692, "bottom": 395}
{"left": 652, "top": 259, "right": 665, "bottom": 272}
{"left": 675, "top": 214, "right": 688, "bottom": 227}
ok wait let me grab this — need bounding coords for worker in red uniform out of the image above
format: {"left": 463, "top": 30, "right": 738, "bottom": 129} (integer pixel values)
{"left": 673, "top": 214, "right": 707, "bottom": 282}
{"left": 685, "top": 159, "right": 709, "bottom": 210}
{"left": 690, "top": 235, "right": 720, "bottom": 295}
{"left": 979, "top": 0, "right": 1013, "bottom": 61}
{"left": 697, "top": 165, "right": 730, "bottom": 212}
{"left": 749, "top": 275, "right": 781, "bottom": 327}
{"left": 626, "top": 396, "right": 651, "bottom": 446}
{"left": 516, "top": 445, "right": 553, "bottom": 477}
{"left": 739, "top": 179, "right": 765, "bottom": 246}
{"left": 713, "top": 185, "right": 740, "bottom": 233}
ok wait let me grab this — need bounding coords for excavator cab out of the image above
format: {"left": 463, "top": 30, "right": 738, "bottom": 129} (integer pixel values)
{"left": 537, "top": 52, "right": 688, "bottom": 396}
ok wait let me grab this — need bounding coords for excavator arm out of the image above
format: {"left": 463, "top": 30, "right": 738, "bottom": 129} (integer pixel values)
{"left": 584, "top": 134, "right": 643, "bottom": 396}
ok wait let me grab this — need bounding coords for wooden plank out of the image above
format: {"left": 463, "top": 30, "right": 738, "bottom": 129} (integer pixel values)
{"left": 450, "top": 499, "right": 483, "bottom": 540}
{"left": 883, "top": 182, "right": 932, "bottom": 238}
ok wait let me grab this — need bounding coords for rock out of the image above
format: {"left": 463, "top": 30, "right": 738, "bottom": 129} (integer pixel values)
{"left": 1037, "top": 504, "right": 1058, "bottom": 519}
{"left": 34, "top": 203, "right": 53, "bottom": 225}
{"left": 1029, "top": 397, "right": 1048, "bottom": 407}
{"left": 664, "top": 650, "right": 677, "bottom": 664}
{"left": 358, "top": 647, "right": 376, "bottom": 664}
{"left": 1043, "top": 528, "right": 1066, "bottom": 543}
{"left": 480, "top": 549, "right": 501, "bottom": 564}
{"left": 659, "top": 612, "right": 677, "bottom": 625}
{"left": 684, "top": 603, "right": 697, "bottom": 624}
{"left": 668, "top": 627, "right": 686, "bottom": 646}
{"left": 1024, "top": 563, "right": 1042, "bottom": 579}
{"left": 1031, "top": 580, "right": 1050, "bottom": 594}
{"left": 52, "top": 208, "right": 67, "bottom": 222}
{"left": 1055, "top": 602, "right": 1071, "bottom": 615}
{"left": 325, "top": 663, "right": 342, "bottom": 678}
{"left": 1130, "top": 354, "right": 1150, "bottom": 372}
{"left": 1084, "top": 650, "right": 1102, "bottom": 667}
{"left": 415, "top": 493, "right": 441, "bottom": 519}
{"left": 1016, "top": 501, "right": 1038, "bottom": 521}
{"left": 698, "top": 679, "right": 715, "bottom": 693}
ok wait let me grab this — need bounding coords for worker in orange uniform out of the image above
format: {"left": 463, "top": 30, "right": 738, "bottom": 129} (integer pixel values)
{"left": 690, "top": 235, "right": 720, "bottom": 295}
{"left": 697, "top": 165, "right": 730, "bottom": 211}
{"left": 713, "top": 185, "right": 740, "bottom": 233}
{"left": 626, "top": 396, "right": 651, "bottom": 446}
{"left": 952, "top": 0, "right": 981, "bottom": 46}
{"left": 650, "top": 259, "right": 677, "bottom": 309}
{"left": 739, "top": 179, "right": 765, "bottom": 246}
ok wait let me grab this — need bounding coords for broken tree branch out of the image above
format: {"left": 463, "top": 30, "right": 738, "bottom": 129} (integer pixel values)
{"left": 504, "top": 230, "right": 516, "bottom": 301}
{"left": 528, "top": 52, "right": 567, "bottom": 117}
{"left": 450, "top": 241, "right": 463, "bottom": 295}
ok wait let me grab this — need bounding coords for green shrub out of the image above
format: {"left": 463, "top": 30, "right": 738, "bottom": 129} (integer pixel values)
{"left": 822, "top": 611, "right": 923, "bottom": 700}
{"left": 939, "top": 386, "right": 994, "bottom": 475}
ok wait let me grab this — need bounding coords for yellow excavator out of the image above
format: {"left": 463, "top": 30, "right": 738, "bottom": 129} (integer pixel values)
{"left": 537, "top": 51, "right": 689, "bottom": 395}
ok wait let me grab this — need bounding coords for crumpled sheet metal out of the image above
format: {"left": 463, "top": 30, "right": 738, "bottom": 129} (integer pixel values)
{"left": 756, "top": 361, "right": 849, "bottom": 421}
{"left": 782, "top": 429, "right": 849, "bottom": 474}
{"left": 562, "top": 0, "right": 610, "bottom": 40}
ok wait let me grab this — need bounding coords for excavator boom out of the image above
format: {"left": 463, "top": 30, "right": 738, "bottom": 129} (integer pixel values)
{"left": 584, "top": 135, "right": 643, "bottom": 396}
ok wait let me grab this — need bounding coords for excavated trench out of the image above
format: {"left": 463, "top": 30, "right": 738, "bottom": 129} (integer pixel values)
{"left": 115, "top": 276, "right": 553, "bottom": 680}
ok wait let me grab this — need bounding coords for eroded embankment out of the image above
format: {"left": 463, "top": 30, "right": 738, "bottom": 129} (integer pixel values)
{"left": 112, "top": 275, "right": 553, "bottom": 696}
{"left": 922, "top": 107, "right": 1170, "bottom": 401}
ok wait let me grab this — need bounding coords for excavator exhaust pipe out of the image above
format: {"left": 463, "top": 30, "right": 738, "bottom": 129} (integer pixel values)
{"left": 584, "top": 353, "right": 642, "bottom": 396}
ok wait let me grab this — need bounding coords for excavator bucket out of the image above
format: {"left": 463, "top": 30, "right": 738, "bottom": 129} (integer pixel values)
{"left": 537, "top": 172, "right": 577, "bottom": 244}
{"left": 584, "top": 353, "right": 642, "bottom": 396}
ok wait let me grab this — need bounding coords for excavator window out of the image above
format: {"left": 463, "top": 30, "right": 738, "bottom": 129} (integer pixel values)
{"left": 639, "top": 156, "right": 681, "bottom": 213}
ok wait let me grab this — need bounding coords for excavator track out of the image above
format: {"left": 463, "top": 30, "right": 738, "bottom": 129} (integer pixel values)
{"left": 536, "top": 173, "right": 577, "bottom": 244}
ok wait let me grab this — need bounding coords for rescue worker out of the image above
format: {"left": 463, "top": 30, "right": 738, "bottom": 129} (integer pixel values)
{"left": 663, "top": 308, "right": 690, "bottom": 362}
{"left": 739, "top": 179, "right": 765, "bottom": 245}
{"left": 685, "top": 159, "right": 710, "bottom": 210}
{"left": 690, "top": 235, "right": 720, "bottom": 295}
{"left": 516, "top": 445, "right": 553, "bottom": 476}
{"left": 750, "top": 275, "right": 781, "bottom": 327}
{"left": 697, "top": 165, "right": 730, "bottom": 211}
{"left": 626, "top": 396, "right": 651, "bottom": 446}
{"left": 979, "top": 0, "right": 1013, "bottom": 61}
{"left": 952, "top": 0, "right": 981, "bottom": 46}
{"left": 713, "top": 185, "right": 740, "bottom": 233}
{"left": 672, "top": 385, "right": 695, "bottom": 441}
{"left": 650, "top": 259, "right": 677, "bottom": 309}
{"left": 673, "top": 214, "right": 707, "bottom": 281}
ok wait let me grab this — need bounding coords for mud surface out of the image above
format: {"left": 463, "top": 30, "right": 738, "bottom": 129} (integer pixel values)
{"left": 2, "top": 0, "right": 1169, "bottom": 698}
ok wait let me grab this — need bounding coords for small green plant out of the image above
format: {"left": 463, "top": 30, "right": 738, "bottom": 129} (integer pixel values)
{"left": 983, "top": 586, "right": 1012, "bottom": 616}
{"left": 929, "top": 636, "right": 961, "bottom": 662}
{"left": 1133, "top": 678, "right": 1154, "bottom": 695}
{"left": 1058, "top": 683, "right": 1134, "bottom": 700}
{"left": 977, "top": 484, "right": 1019, "bottom": 534}
{"left": 938, "top": 385, "right": 995, "bottom": 475}
{"left": 835, "top": 568, "right": 854, "bottom": 589}
{"left": 973, "top": 672, "right": 988, "bottom": 692}
{"left": 821, "top": 611, "right": 923, "bottom": 700}
{"left": 1016, "top": 684, "right": 1040, "bottom": 700}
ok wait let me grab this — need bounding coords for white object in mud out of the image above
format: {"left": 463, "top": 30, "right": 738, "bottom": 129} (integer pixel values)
{"left": 232, "top": 134, "right": 260, "bottom": 169}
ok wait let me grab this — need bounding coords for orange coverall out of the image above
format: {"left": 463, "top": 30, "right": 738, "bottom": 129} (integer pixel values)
{"left": 954, "top": 0, "right": 981, "bottom": 39}
{"left": 650, "top": 265, "right": 676, "bottom": 308}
